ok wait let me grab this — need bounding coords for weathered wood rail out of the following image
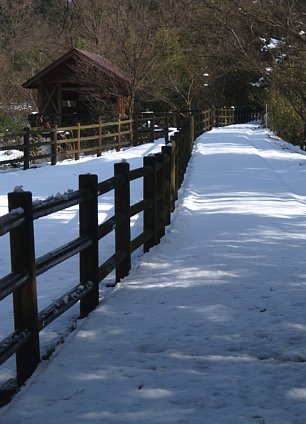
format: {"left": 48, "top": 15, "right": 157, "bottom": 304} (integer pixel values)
{"left": 0, "top": 107, "right": 261, "bottom": 170}
{"left": 214, "top": 106, "right": 262, "bottom": 127}
{"left": 0, "top": 112, "right": 209, "bottom": 404}
{"left": 0, "top": 112, "right": 175, "bottom": 169}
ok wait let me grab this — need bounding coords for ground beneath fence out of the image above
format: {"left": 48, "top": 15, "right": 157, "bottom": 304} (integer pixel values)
{"left": 2, "top": 123, "right": 306, "bottom": 424}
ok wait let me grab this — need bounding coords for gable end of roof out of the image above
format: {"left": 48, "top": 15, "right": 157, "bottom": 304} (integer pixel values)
{"left": 23, "top": 48, "right": 130, "bottom": 89}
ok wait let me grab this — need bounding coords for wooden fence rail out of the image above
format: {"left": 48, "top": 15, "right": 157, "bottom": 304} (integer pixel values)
{"left": 0, "top": 106, "right": 263, "bottom": 403}
{"left": 0, "top": 113, "right": 173, "bottom": 170}
{"left": 0, "top": 113, "right": 201, "bottom": 404}
{"left": 0, "top": 107, "right": 262, "bottom": 170}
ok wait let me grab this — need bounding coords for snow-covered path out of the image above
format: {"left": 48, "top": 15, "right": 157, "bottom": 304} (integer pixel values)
{"left": 2, "top": 124, "right": 306, "bottom": 423}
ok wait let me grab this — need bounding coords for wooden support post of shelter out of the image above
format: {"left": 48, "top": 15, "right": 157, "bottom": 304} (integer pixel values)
{"left": 51, "top": 124, "right": 58, "bottom": 166}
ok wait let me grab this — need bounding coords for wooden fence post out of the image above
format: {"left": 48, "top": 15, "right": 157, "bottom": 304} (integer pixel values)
{"left": 193, "top": 112, "right": 198, "bottom": 138}
{"left": 114, "top": 161, "right": 131, "bottom": 283}
{"left": 211, "top": 106, "right": 216, "bottom": 128}
{"left": 161, "top": 145, "right": 172, "bottom": 226}
{"left": 185, "top": 115, "right": 194, "bottom": 161}
{"left": 143, "top": 155, "right": 158, "bottom": 252}
{"left": 133, "top": 117, "right": 139, "bottom": 146}
{"left": 150, "top": 115, "right": 155, "bottom": 142}
{"left": 129, "top": 118, "right": 133, "bottom": 145}
{"left": 98, "top": 117, "right": 102, "bottom": 157}
{"left": 23, "top": 127, "right": 30, "bottom": 170}
{"left": 187, "top": 122, "right": 191, "bottom": 167}
{"left": 75, "top": 122, "right": 81, "bottom": 161}
{"left": 155, "top": 152, "right": 166, "bottom": 239}
{"left": 51, "top": 124, "right": 58, "bottom": 165}
{"left": 181, "top": 126, "right": 188, "bottom": 183}
{"left": 170, "top": 134, "right": 178, "bottom": 206}
{"left": 8, "top": 191, "right": 40, "bottom": 385}
{"left": 175, "top": 110, "right": 180, "bottom": 129}
{"left": 164, "top": 114, "right": 169, "bottom": 144}
{"left": 79, "top": 174, "right": 99, "bottom": 317}
{"left": 175, "top": 131, "right": 183, "bottom": 188}
{"left": 215, "top": 108, "right": 219, "bottom": 127}
{"left": 179, "top": 129, "right": 185, "bottom": 186}
{"left": 189, "top": 114, "right": 195, "bottom": 144}
{"left": 117, "top": 117, "right": 122, "bottom": 151}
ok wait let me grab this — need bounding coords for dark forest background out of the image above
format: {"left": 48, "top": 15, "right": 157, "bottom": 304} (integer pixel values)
{"left": 0, "top": 0, "right": 305, "bottom": 143}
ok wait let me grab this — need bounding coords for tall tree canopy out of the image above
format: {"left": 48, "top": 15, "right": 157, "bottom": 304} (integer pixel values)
{"left": 0, "top": 0, "right": 305, "bottom": 141}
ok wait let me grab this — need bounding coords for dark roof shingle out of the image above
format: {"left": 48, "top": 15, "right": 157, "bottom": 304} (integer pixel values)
{"left": 74, "top": 49, "right": 129, "bottom": 83}
{"left": 23, "top": 48, "right": 130, "bottom": 88}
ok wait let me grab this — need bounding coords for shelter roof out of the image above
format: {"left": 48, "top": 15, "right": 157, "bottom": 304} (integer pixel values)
{"left": 23, "top": 48, "right": 130, "bottom": 89}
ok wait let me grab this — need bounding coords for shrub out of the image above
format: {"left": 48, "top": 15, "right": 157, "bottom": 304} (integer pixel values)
{"left": 0, "top": 110, "right": 27, "bottom": 132}
{"left": 267, "top": 89, "right": 304, "bottom": 146}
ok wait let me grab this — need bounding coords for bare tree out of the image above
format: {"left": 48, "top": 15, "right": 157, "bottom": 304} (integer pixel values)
{"left": 75, "top": 0, "right": 109, "bottom": 52}
{"left": 0, "top": 0, "right": 42, "bottom": 106}
{"left": 102, "top": 0, "right": 160, "bottom": 115}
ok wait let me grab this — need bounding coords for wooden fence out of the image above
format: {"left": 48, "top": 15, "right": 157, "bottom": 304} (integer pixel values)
{"left": 0, "top": 107, "right": 261, "bottom": 170}
{"left": 0, "top": 105, "right": 263, "bottom": 403}
{"left": 0, "top": 114, "right": 203, "bottom": 404}
{"left": 0, "top": 112, "right": 178, "bottom": 170}
{"left": 214, "top": 106, "right": 262, "bottom": 127}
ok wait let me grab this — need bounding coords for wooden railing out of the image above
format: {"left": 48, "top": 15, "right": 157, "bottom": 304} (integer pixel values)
{"left": 0, "top": 113, "right": 173, "bottom": 169}
{"left": 0, "top": 107, "right": 261, "bottom": 170}
{"left": 0, "top": 106, "right": 263, "bottom": 402}
{"left": 214, "top": 106, "right": 262, "bottom": 127}
{"left": 0, "top": 114, "right": 203, "bottom": 404}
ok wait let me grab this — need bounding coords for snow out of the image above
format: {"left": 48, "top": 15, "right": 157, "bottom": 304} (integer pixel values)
{"left": 6, "top": 207, "right": 24, "bottom": 216}
{"left": 261, "top": 37, "right": 285, "bottom": 51}
{"left": 0, "top": 140, "right": 168, "bottom": 384}
{"left": 13, "top": 185, "right": 24, "bottom": 192}
{"left": 2, "top": 124, "right": 306, "bottom": 423}
{"left": 267, "top": 38, "right": 284, "bottom": 49}
{"left": 0, "top": 150, "right": 23, "bottom": 162}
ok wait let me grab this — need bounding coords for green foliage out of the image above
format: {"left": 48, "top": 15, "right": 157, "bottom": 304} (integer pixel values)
{"left": 0, "top": 0, "right": 304, "bottom": 145}
{"left": 0, "top": 110, "right": 26, "bottom": 132}
{"left": 34, "top": 0, "right": 55, "bottom": 16}
{"left": 152, "top": 27, "right": 205, "bottom": 109}
{"left": 11, "top": 49, "right": 48, "bottom": 72}
{"left": 268, "top": 89, "right": 304, "bottom": 145}
{"left": 125, "top": 0, "right": 159, "bottom": 13}
{"left": 215, "top": 70, "right": 263, "bottom": 106}
{"left": 154, "top": 28, "right": 183, "bottom": 63}
{"left": 74, "top": 38, "right": 92, "bottom": 51}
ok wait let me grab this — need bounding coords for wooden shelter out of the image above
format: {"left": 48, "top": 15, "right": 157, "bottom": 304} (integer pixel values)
{"left": 23, "top": 48, "right": 131, "bottom": 125}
